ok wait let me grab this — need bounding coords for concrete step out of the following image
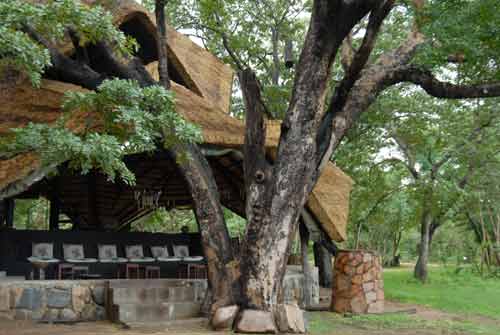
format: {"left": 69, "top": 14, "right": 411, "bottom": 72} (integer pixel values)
{"left": 0, "top": 275, "right": 25, "bottom": 282}
{"left": 118, "top": 302, "right": 201, "bottom": 322}
{"left": 113, "top": 286, "right": 196, "bottom": 305}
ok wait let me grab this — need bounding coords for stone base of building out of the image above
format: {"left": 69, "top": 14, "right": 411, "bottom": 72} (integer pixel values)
{"left": 0, "top": 280, "right": 107, "bottom": 322}
{"left": 0, "top": 266, "right": 318, "bottom": 323}
{"left": 331, "top": 250, "right": 384, "bottom": 314}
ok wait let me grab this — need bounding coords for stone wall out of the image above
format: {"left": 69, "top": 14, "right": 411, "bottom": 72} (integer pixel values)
{"left": 331, "top": 250, "right": 384, "bottom": 314}
{"left": 0, "top": 280, "right": 107, "bottom": 322}
{"left": 0, "top": 267, "right": 318, "bottom": 322}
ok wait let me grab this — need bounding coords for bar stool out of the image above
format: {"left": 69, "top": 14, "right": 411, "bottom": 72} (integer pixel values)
{"left": 126, "top": 263, "right": 141, "bottom": 279}
{"left": 145, "top": 266, "right": 160, "bottom": 279}
{"left": 188, "top": 264, "right": 207, "bottom": 279}
{"left": 73, "top": 265, "right": 89, "bottom": 279}
{"left": 58, "top": 263, "right": 74, "bottom": 280}
{"left": 177, "top": 264, "right": 188, "bottom": 279}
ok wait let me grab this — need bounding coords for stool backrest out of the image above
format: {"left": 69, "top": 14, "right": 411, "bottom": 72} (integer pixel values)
{"left": 32, "top": 243, "right": 53, "bottom": 258}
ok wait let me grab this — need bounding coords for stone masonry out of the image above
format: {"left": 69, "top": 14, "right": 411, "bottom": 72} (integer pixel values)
{"left": 0, "top": 280, "right": 106, "bottom": 322}
{"left": 331, "top": 250, "right": 384, "bottom": 314}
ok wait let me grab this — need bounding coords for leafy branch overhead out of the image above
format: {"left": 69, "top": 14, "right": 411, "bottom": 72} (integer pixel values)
{"left": 4, "top": 79, "right": 202, "bottom": 184}
{"left": 0, "top": 0, "right": 202, "bottom": 184}
{"left": 0, "top": 0, "right": 136, "bottom": 86}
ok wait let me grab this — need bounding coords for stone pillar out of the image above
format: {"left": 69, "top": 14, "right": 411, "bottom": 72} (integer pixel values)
{"left": 331, "top": 250, "right": 384, "bottom": 314}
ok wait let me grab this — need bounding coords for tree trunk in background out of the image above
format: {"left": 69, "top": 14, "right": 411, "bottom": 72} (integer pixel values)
{"left": 314, "top": 242, "right": 333, "bottom": 287}
{"left": 414, "top": 209, "right": 432, "bottom": 282}
{"left": 271, "top": 27, "right": 280, "bottom": 86}
{"left": 389, "top": 231, "right": 402, "bottom": 267}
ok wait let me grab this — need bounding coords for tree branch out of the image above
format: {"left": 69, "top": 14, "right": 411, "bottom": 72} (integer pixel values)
{"left": 316, "top": 0, "right": 395, "bottom": 168}
{"left": 431, "top": 116, "right": 494, "bottom": 178}
{"left": 390, "top": 67, "right": 500, "bottom": 99}
{"left": 391, "top": 134, "right": 420, "bottom": 179}
{"left": 68, "top": 29, "right": 90, "bottom": 65}
{"left": 23, "top": 25, "right": 104, "bottom": 89}
{"left": 213, "top": 12, "right": 246, "bottom": 71}
{"left": 240, "top": 69, "right": 270, "bottom": 190}
{"left": 155, "top": 0, "right": 170, "bottom": 89}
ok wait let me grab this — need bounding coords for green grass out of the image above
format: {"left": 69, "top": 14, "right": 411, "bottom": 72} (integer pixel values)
{"left": 306, "top": 265, "right": 500, "bottom": 335}
{"left": 307, "top": 312, "right": 500, "bottom": 335}
{"left": 383, "top": 265, "right": 500, "bottom": 320}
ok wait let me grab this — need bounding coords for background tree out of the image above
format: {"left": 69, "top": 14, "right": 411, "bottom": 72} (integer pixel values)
{"left": 337, "top": 86, "right": 499, "bottom": 281}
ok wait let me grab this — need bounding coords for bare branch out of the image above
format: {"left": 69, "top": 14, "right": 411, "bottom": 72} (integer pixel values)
{"left": 316, "top": 0, "right": 395, "bottom": 167}
{"left": 331, "top": 0, "right": 395, "bottom": 112}
{"left": 389, "top": 67, "right": 500, "bottom": 99}
{"left": 155, "top": 0, "right": 170, "bottom": 89}
{"left": 68, "top": 29, "right": 90, "bottom": 65}
{"left": 213, "top": 12, "right": 246, "bottom": 71}
{"left": 23, "top": 25, "right": 104, "bottom": 89}
{"left": 391, "top": 134, "right": 420, "bottom": 179}
{"left": 240, "top": 69, "right": 270, "bottom": 189}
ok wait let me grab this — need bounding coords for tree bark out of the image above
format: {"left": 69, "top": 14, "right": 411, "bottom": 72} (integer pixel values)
{"left": 25, "top": 0, "right": 239, "bottom": 316}
{"left": 235, "top": 3, "right": 381, "bottom": 331}
{"left": 171, "top": 146, "right": 240, "bottom": 311}
{"left": 414, "top": 208, "right": 432, "bottom": 282}
{"left": 154, "top": 0, "right": 238, "bottom": 313}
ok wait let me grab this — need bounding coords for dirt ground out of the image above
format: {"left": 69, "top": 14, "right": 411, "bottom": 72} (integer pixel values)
{"left": 1, "top": 299, "right": 499, "bottom": 335}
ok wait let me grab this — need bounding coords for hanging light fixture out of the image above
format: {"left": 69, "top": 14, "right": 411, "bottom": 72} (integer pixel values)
{"left": 134, "top": 189, "right": 163, "bottom": 210}
{"left": 284, "top": 39, "right": 295, "bottom": 69}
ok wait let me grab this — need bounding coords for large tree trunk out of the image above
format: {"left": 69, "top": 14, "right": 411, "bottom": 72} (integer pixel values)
{"left": 154, "top": 0, "right": 238, "bottom": 313}
{"left": 173, "top": 145, "right": 240, "bottom": 311}
{"left": 234, "top": 2, "right": 382, "bottom": 332}
{"left": 29, "top": 0, "right": 239, "bottom": 317}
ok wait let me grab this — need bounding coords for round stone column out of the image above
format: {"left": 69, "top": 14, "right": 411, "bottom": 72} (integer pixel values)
{"left": 331, "top": 250, "right": 384, "bottom": 314}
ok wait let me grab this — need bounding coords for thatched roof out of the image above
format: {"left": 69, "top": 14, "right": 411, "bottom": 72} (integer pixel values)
{"left": 0, "top": 0, "right": 353, "bottom": 241}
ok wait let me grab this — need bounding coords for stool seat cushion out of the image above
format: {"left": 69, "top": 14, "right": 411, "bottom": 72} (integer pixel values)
{"left": 99, "top": 257, "right": 127, "bottom": 263}
{"left": 157, "top": 257, "right": 181, "bottom": 262}
{"left": 66, "top": 258, "right": 98, "bottom": 263}
{"left": 28, "top": 256, "right": 60, "bottom": 263}
{"left": 183, "top": 256, "right": 204, "bottom": 262}
{"left": 128, "top": 257, "right": 155, "bottom": 263}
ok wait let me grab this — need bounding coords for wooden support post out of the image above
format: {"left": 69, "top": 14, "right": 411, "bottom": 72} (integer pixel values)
{"left": 299, "top": 221, "right": 313, "bottom": 308}
{"left": 314, "top": 242, "right": 333, "bottom": 288}
{"left": 49, "top": 177, "right": 60, "bottom": 231}
{"left": 0, "top": 201, "right": 5, "bottom": 229}
{"left": 4, "top": 199, "right": 14, "bottom": 229}
{"left": 49, "top": 198, "right": 60, "bottom": 231}
{"left": 88, "top": 171, "right": 101, "bottom": 229}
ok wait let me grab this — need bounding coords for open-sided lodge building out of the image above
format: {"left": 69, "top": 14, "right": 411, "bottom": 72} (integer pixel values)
{"left": 0, "top": 0, "right": 352, "bottom": 304}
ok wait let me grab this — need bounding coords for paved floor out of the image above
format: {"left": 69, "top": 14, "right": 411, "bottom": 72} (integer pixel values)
{"left": 0, "top": 318, "right": 220, "bottom": 335}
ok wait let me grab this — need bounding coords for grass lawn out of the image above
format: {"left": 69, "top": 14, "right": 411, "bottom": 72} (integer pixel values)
{"left": 383, "top": 265, "right": 500, "bottom": 319}
{"left": 307, "top": 312, "right": 500, "bottom": 335}
{"left": 307, "top": 265, "right": 500, "bottom": 335}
